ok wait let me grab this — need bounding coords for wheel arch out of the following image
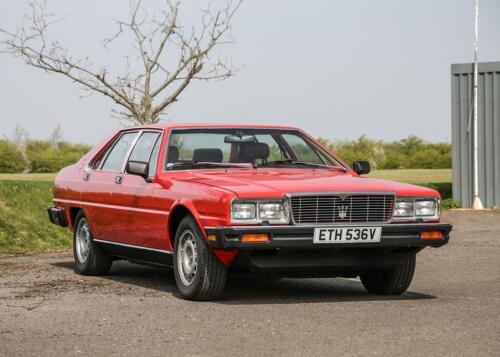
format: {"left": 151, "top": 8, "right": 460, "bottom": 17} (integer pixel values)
{"left": 167, "top": 201, "right": 206, "bottom": 249}
{"left": 168, "top": 200, "right": 238, "bottom": 266}
{"left": 68, "top": 206, "right": 83, "bottom": 229}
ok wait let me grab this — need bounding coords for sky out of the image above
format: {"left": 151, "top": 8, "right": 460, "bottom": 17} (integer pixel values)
{"left": 1, "top": 0, "right": 499, "bottom": 145}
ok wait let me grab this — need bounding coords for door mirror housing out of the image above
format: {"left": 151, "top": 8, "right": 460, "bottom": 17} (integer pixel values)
{"left": 126, "top": 160, "right": 149, "bottom": 179}
{"left": 353, "top": 161, "right": 371, "bottom": 175}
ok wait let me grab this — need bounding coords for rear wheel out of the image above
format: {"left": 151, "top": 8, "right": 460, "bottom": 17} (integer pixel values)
{"left": 173, "top": 216, "right": 227, "bottom": 300}
{"left": 360, "top": 255, "right": 416, "bottom": 295}
{"left": 73, "top": 211, "right": 112, "bottom": 275}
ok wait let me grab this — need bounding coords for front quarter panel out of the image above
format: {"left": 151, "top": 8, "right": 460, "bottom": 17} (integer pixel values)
{"left": 156, "top": 175, "right": 238, "bottom": 265}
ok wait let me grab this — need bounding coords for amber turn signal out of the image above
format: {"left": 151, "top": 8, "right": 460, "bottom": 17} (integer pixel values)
{"left": 420, "top": 231, "right": 444, "bottom": 240}
{"left": 207, "top": 234, "right": 217, "bottom": 242}
{"left": 241, "top": 233, "right": 270, "bottom": 243}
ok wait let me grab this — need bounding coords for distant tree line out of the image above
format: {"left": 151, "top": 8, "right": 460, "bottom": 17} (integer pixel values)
{"left": 319, "top": 135, "right": 451, "bottom": 170}
{"left": 0, "top": 126, "right": 90, "bottom": 173}
{"left": 0, "top": 127, "right": 451, "bottom": 174}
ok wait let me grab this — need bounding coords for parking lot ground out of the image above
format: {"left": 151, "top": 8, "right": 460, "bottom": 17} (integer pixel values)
{"left": 0, "top": 211, "right": 499, "bottom": 356}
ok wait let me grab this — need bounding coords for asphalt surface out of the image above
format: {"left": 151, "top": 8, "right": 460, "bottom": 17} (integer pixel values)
{"left": 1, "top": 211, "right": 499, "bottom": 356}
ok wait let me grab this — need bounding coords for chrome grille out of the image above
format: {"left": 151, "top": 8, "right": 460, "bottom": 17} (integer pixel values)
{"left": 290, "top": 194, "right": 394, "bottom": 224}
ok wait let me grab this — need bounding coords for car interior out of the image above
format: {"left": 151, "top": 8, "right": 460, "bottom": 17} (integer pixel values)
{"left": 166, "top": 142, "right": 271, "bottom": 165}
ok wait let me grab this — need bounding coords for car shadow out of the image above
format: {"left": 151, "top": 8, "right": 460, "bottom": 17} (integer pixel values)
{"left": 219, "top": 276, "right": 435, "bottom": 305}
{"left": 52, "top": 260, "right": 435, "bottom": 304}
{"left": 52, "top": 260, "right": 178, "bottom": 295}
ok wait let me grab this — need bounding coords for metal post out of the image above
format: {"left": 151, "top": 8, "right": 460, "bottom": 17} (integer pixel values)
{"left": 472, "top": 0, "right": 483, "bottom": 209}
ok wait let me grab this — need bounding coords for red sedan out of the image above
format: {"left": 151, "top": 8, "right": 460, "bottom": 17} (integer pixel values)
{"left": 48, "top": 124, "right": 452, "bottom": 300}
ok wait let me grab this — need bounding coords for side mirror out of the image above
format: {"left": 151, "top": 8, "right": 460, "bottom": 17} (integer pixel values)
{"left": 126, "top": 160, "right": 149, "bottom": 179}
{"left": 353, "top": 161, "right": 371, "bottom": 175}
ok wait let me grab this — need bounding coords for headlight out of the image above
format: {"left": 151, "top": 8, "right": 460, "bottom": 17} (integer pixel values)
{"left": 393, "top": 198, "right": 439, "bottom": 221}
{"left": 232, "top": 203, "right": 256, "bottom": 220}
{"left": 393, "top": 200, "right": 414, "bottom": 217}
{"left": 231, "top": 200, "right": 289, "bottom": 224}
{"left": 415, "top": 200, "right": 437, "bottom": 216}
{"left": 259, "top": 202, "right": 284, "bottom": 220}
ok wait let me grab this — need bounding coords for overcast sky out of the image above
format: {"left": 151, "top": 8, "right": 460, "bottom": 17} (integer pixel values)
{"left": 1, "top": 0, "right": 499, "bottom": 144}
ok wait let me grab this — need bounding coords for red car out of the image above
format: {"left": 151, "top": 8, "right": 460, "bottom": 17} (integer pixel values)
{"left": 48, "top": 124, "right": 452, "bottom": 300}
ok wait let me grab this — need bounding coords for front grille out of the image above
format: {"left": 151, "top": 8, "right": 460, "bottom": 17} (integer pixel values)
{"left": 290, "top": 194, "right": 394, "bottom": 224}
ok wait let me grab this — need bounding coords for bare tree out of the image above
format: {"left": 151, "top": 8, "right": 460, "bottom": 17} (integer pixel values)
{"left": 49, "top": 124, "right": 63, "bottom": 149}
{"left": 12, "top": 124, "right": 30, "bottom": 149}
{"left": 0, "top": 0, "right": 243, "bottom": 125}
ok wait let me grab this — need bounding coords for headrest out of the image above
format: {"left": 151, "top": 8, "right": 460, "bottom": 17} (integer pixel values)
{"left": 167, "top": 146, "right": 179, "bottom": 163}
{"left": 239, "top": 142, "right": 270, "bottom": 161}
{"left": 192, "top": 148, "right": 223, "bottom": 163}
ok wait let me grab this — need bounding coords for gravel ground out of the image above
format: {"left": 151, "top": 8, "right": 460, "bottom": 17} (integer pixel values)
{"left": 1, "top": 211, "right": 499, "bottom": 356}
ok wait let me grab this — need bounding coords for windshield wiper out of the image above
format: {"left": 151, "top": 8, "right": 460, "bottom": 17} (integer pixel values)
{"left": 259, "top": 159, "right": 340, "bottom": 169}
{"left": 166, "top": 161, "right": 251, "bottom": 170}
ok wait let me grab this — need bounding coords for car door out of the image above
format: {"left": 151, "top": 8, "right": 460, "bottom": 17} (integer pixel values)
{"left": 117, "top": 130, "right": 168, "bottom": 249}
{"left": 82, "top": 130, "right": 139, "bottom": 242}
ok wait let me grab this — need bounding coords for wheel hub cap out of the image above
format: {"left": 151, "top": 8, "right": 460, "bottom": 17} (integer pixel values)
{"left": 177, "top": 230, "right": 198, "bottom": 286}
{"left": 76, "top": 219, "right": 90, "bottom": 263}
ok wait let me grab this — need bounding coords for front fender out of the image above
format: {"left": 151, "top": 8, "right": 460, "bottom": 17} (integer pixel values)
{"left": 168, "top": 199, "right": 238, "bottom": 266}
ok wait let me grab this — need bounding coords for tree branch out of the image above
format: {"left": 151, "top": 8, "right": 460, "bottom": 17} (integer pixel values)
{"left": 0, "top": 0, "right": 243, "bottom": 124}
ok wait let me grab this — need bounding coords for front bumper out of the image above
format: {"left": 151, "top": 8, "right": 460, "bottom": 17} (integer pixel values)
{"left": 206, "top": 223, "right": 452, "bottom": 274}
{"left": 205, "top": 223, "right": 452, "bottom": 250}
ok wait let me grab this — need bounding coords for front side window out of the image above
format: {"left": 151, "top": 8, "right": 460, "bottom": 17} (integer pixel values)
{"left": 101, "top": 131, "right": 138, "bottom": 172}
{"left": 165, "top": 129, "right": 342, "bottom": 170}
{"left": 147, "top": 135, "right": 161, "bottom": 177}
{"left": 128, "top": 131, "right": 162, "bottom": 177}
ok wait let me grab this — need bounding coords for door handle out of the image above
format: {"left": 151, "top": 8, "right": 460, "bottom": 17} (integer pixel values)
{"left": 115, "top": 175, "right": 123, "bottom": 184}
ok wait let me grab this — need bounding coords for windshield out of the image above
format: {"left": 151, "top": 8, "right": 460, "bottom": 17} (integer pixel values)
{"left": 165, "top": 128, "right": 344, "bottom": 170}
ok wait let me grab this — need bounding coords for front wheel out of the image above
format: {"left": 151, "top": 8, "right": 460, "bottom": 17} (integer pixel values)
{"left": 360, "top": 255, "right": 416, "bottom": 295}
{"left": 173, "top": 216, "right": 227, "bottom": 300}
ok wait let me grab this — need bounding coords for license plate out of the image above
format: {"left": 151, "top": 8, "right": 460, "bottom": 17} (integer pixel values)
{"left": 313, "top": 227, "right": 382, "bottom": 243}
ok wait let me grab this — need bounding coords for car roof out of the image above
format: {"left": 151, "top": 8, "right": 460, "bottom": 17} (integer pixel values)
{"left": 126, "top": 123, "right": 301, "bottom": 131}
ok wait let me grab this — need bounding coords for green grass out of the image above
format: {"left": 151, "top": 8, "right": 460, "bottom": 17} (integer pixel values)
{"left": 0, "top": 169, "right": 453, "bottom": 256}
{"left": 367, "top": 169, "right": 451, "bottom": 184}
{"left": 0, "top": 180, "right": 70, "bottom": 256}
{"left": 0, "top": 173, "right": 56, "bottom": 181}
{"left": 368, "top": 169, "right": 452, "bottom": 200}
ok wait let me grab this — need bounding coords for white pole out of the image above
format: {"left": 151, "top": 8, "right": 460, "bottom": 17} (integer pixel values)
{"left": 472, "top": 0, "right": 484, "bottom": 209}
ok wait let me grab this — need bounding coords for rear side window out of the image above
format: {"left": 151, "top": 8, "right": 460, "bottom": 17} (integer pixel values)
{"left": 128, "top": 131, "right": 161, "bottom": 177}
{"left": 101, "top": 132, "right": 138, "bottom": 172}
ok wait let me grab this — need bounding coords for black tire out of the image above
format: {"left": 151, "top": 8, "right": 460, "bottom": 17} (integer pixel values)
{"left": 173, "top": 215, "right": 227, "bottom": 301}
{"left": 360, "top": 255, "right": 416, "bottom": 295}
{"left": 73, "top": 211, "right": 112, "bottom": 276}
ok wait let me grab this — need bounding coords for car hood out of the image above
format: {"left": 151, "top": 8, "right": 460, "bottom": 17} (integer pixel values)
{"left": 177, "top": 169, "right": 439, "bottom": 198}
